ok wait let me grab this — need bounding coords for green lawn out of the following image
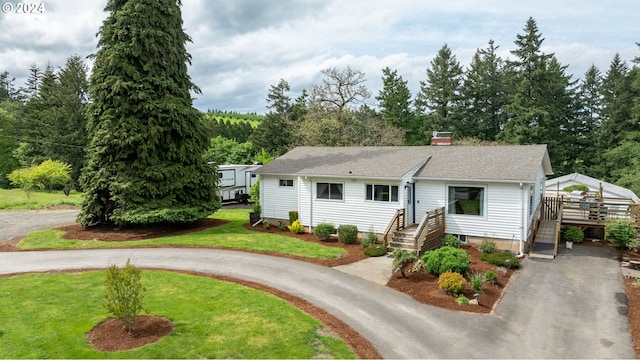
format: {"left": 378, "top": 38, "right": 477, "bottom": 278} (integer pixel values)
{"left": 17, "top": 209, "right": 346, "bottom": 259}
{"left": 0, "top": 270, "right": 354, "bottom": 358}
{"left": 0, "top": 188, "right": 83, "bottom": 210}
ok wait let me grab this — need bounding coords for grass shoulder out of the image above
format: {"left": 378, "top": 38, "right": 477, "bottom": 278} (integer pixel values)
{"left": 0, "top": 270, "right": 354, "bottom": 358}
{"left": 0, "top": 188, "right": 83, "bottom": 210}
{"left": 17, "top": 209, "right": 346, "bottom": 260}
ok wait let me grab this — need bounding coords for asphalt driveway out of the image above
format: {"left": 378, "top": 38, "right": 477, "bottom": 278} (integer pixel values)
{"left": 0, "top": 245, "right": 634, "bottom": 358}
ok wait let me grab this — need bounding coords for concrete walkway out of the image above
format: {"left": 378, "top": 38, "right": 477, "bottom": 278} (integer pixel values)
{"left": 0, "top": 245, "right": 635, "bottom": 359}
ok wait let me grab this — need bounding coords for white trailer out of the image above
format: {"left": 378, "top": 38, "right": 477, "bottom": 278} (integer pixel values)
{"left": 214, "top": 164, "right": 261, "bottom": 203}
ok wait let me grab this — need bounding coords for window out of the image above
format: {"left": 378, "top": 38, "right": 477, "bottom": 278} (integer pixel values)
{"left": 279, "top": 179, "right": 293, "bottom": 187}
{"left": 447, "top": 186, "right": 485, "bottom": 216}
{"left": 317, "top": 182, "right": 343, "bottom": 200}
{"left": 529, "top": 184, "right": 534, "bottom": 215}
{"left": 366, "top": 184, "right": 399, "bottom": 202}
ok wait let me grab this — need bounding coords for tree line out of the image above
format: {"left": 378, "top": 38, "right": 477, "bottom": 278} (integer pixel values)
{"left": 1, "top": 17, "right": 638, "bottom": 197}
{"left": 248, "top": 18, "right": 640, "bottom": 196}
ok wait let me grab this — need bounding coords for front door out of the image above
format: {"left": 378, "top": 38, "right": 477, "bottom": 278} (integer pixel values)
{"left": 406, "top": 183, "right": 415, "bottom": 225}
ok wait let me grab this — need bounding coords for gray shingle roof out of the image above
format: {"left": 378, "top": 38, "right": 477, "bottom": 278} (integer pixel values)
{"left": 414, "top": 145, "right": 553, "bottom": 181}
{"left": 255, "top": 145, "right": 552, "bottom": 182}
{"left": 254, "top": 146, "right": 432, "bottom": 178}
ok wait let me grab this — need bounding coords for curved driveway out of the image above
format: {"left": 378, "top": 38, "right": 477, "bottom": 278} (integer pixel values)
{"left": 0, "top": 211, "right": 635, "bottom": 358}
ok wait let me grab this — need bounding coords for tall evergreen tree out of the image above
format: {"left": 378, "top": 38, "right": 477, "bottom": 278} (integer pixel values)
{"left": 78, "top": 0, "right": 219, "bottom": 226}
{"left": 0, "top": 71, "right": 19, "bottom": 102}
{"left": 376, "top": 67, "right": 418, "bottom": 144}
{"left": 52, "top": 55, "right": 90, "bottom": 183}
{"left": 458, "top": 40, "right": 508, "bottom": 140}
{"left": 574, "top": 65, "right": 603, "bottom": 173}
{"left": 499, "top": 18, "right": 578, "bottom": 174}
{"left": 414, "top": 44, "right": 463, "bottom": 140}
{"left": 22, "top": 64, "right": 42, "bottom": 102}
{"left": 250, "top": 79, "right": 294, "bottom": 156}
{"left": 599, "top": 53, "right": 636, "bottom": 150}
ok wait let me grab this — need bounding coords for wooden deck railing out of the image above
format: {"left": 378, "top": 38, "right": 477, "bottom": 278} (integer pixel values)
{"left": 542, "top": 196, "right": 639, "bottom": 228}
{"left": 383, "top": 208, "right": 405, "bottom": 248}
{"left": 414, "top": 207, "right": 446, "bottom": 254}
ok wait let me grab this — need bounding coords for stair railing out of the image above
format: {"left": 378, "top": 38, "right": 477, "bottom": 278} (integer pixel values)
{"left": 383, "top": 208, "right": 405, "bottom": 248}
{"left": 414, "top": 207, "right": 446, "bottom": 254}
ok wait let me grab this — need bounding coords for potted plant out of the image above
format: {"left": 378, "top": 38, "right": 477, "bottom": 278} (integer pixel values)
{"left": 564, "top": 226, "right": 584, "bottom": 249}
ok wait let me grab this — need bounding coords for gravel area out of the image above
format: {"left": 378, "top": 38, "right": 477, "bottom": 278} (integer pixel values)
{"left": 0, "top": 209, "right": 79, "bottom": 242}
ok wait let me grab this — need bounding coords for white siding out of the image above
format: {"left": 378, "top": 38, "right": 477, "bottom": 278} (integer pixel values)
{"left": 415, "top": 180, "right": 524, "bottom": 241}
{"left": 298, "top": 177, "right": 404, "bottom": 233}
{"left": 260, "top": 175, "right": 298, "bottom": 219}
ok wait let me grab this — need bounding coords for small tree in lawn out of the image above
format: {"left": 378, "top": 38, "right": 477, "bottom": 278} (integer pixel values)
{"left": 104, "top": 259, "right": 145, "bottom": 334}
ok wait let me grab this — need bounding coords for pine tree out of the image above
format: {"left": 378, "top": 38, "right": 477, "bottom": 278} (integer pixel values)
{"left": 414, "top": 44, "right": 463, "bottom": 139}
{"left": 574, "top": 65, "right": 603, "bottom": 173}
{"left": 250, "top": 79, "right": 294, "bottom": 155}
{"left": 458, "top": 40, "right": 508, "bottom": 141}
{"left": 78, "top": 0, "right": 219, "bottom": 226}
{"left": 499, "top": 18, "right": 578, "bottom": 175}
{"left": 376, "top": 67, "right": 417, "bottom": 144}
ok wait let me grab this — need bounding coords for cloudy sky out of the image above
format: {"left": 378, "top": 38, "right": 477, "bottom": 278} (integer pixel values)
{"left": 0, "top": 0, "right": 638, "bottom": 114}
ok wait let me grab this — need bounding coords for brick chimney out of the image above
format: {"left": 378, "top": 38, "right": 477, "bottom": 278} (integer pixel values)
{"left": 431, "top": 131, "right": 453, "bottom": 146}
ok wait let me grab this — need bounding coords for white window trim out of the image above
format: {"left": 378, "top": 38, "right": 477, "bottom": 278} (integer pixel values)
{"left": 315, "top": 181, "right": 345, "bottom": 202}
{"left": 446, "top": 184, "right": 488, "bottom": 218}
{"left": 365, "top": 183, "right": 400, "bottom": 203}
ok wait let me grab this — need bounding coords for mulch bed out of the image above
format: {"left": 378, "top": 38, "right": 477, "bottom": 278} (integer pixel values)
{"left": 87, "top": 316, "right": 173, "bottom": 352}
{"left": 387, "top": 245, "right": 516, "bottom": 314}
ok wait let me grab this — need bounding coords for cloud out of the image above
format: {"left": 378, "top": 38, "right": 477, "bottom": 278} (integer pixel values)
{"left": 1, "top": 0, "right": 638, "bottom": 113}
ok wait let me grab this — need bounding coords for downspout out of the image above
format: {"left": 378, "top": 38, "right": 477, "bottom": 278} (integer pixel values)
{"left": 518, "top": 182, "right": 526, "bottom": 258}
{"left": 307, "top": 176, "right": 313, "bottom": 233}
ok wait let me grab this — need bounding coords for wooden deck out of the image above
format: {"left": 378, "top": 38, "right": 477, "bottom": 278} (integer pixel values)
{"left": 529, "top": 197, "right": 639, "bottom": 259}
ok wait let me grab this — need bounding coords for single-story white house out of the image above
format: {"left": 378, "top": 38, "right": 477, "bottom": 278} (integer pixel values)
{"left": 254, "top": 144, "right": 553, "bottom": 254}
{"left": 545, "top": 172, "right": 640, "bottom": 204}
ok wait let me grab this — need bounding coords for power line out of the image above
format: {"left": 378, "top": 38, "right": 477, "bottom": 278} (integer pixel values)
{"left": 0, "top": 134, "right": 84, "bottom": 148}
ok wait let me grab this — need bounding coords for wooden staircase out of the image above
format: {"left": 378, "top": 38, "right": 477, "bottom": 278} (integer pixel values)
{"left": 389, "top": 224, "right": 419, "bottom": 251}
{"left": 384, "top": 207, "right": 446, "bottom": 255}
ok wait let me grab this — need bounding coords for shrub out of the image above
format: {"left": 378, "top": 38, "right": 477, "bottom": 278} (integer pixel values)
{"left": 249, "top": 180, "right": 260, "bottom": 212}
{"left": 289, "top": 211, "right": 299, "bottom": 224}
{"left": 103, "top": 259, "right": 146, "bottom": 333}
{"left": 627, "top": 237, "right": 640, "bottom": 252}
{"left": 485, "top": 270, "right": 498, "bottom": 285}
{"left": 361, "top": 228, "right": 378, "bottom": 248}
{"left": 287, "top": 220, "right": 305, "bottom": 234}
{"left": 314, "top": 223, "right": 336, "bottom": 241}
{"left": 469, "top": 272, "right": 485, "bottom": 292}
{"left": 456, "top": 295, "right": 470, "bottom": 305}
{"left": 262, "top": 219, "right": 271, "bottom": 230}
{"left": 562, "top": 184, "right": 589, "bottom": 193}
{"left": 606, "top": 219, "right": 636, "bottom": 249}
{"left": 364, "top": 243, "right": 388, "bottom": 257}
{"left": 438, "top": 271, "right": 466, "bottom": 296}
{"left": 338, "top": 225, "right": 358, "bottom": 244}
{"left": 392, "top": 248, "right": 418, "bottom": 278}
{"left": 481, "top": 251, "right": 521, "bottom": 269}
{"left": 278, "top": 221, "right": 286, "bottom": 231}
{"left": 479, "top": 238, "right": 497, "bottom": 254}
{"left": 442, "top": 234, "right": 461, "bottom": 248}
{"left": 8, "top": 159, "right": 72, "bottom": 196}
{"left": 564, "top": 226, "right": 584, "bottom": 243}
{"left": 421, "top": 246, "right": 470, "bottom": 276}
